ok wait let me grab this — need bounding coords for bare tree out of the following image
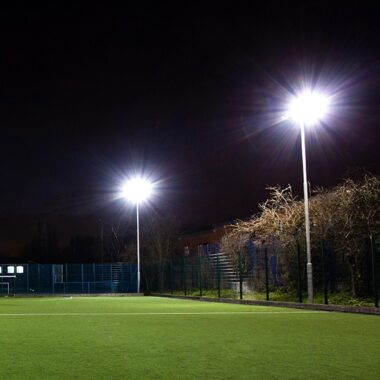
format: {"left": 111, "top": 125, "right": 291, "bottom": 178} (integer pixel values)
{"left": 222, "top": 174, "right": 380, "bottom": 297}
{"left": 140, "top": 214, "right": 180, "bottom": 291}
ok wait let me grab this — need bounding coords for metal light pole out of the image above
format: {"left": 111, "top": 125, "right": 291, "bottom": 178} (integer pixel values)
{"left": 136, "top": 203, "right": 141, "bottom": 294}
{"left": 300, "top": 121, "right": 313, "bottom": 303}
{"left": 122, "top": 177, "right": 153, "bottom": 295}
{"left": 287, "top": 90, "right": 329, "bottom": 304}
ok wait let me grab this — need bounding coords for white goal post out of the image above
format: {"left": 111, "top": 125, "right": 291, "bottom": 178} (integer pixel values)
{"left": 0, "top": 275, "right": 15, "bottom": 295}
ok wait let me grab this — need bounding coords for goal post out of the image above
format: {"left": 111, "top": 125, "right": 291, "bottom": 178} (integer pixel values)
{"left": 0, "top": 275, "right": 16, "bottom": 295}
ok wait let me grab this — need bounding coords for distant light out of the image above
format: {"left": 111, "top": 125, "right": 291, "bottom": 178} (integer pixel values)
{"left": 121, "top": 177, "right": 153, "bottom": 204}
{"left": 287, "top": 91, "right": 329, "bottom": 125}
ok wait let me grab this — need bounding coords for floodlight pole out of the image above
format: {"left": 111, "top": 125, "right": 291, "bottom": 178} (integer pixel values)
{"left": 300, "top": 121, "right": 313, "bottom": 303}
{"left": 136, "top": 203, "right": 141, "bottom": 294}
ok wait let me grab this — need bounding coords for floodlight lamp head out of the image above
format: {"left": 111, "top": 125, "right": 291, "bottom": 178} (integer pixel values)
{"left": 287, "top": 91, "right": 329, "bottom": 126}
{"left": 122, "top": 177, "right": 153, "bottom": 204}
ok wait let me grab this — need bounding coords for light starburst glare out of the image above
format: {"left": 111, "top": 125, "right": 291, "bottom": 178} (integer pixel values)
{"left": 287, "top": 91, "right": 329, "bottom": 125}
{"left": 121, "top": 177, "right": 153, "bottom": 204}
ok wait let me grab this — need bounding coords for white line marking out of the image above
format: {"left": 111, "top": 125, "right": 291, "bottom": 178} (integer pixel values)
{"left": 0, "top": 311, "right": 325, "bottom": 316}
{"left": 30, "top": 297, "right": 73, "bottom": 301}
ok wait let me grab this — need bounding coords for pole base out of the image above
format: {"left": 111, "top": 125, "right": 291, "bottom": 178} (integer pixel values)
{"left": 307, "top": 263, "right": 313, "bottom": 303}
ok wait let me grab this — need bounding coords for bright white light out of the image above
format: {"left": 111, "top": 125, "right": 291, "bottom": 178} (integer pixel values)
{"left": 287, "top": 91, "right": 329, "bottom": 125}
{"left": 121, "top": 177, "right": 153, "bottom": 204}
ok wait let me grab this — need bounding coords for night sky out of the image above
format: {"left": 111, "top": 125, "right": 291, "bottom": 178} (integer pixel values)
{"left": 1, "top": 1, "right": 380, "bottom": 256}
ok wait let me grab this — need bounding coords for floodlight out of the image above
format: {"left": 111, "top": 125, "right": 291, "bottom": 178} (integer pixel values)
{"left": 287, "top": 91, "right": 329, "bottom": 125}
{"left": 122, "top": 177, "right": 153, "bottom": 204}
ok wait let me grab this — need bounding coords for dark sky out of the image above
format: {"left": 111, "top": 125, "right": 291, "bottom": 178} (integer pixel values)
{"left": 1, "top": 1, "right": 380, "bottom": 255}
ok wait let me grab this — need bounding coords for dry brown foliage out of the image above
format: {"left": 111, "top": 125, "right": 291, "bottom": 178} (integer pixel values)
{"left": 222, "top": 174, "right": 380, "bottom": 296}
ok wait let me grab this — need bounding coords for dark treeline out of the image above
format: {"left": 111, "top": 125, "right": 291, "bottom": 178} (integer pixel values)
{"left": 19, "top": 214, "right": 180, "bottom": 265}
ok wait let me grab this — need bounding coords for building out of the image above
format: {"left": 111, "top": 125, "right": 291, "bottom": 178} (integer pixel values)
{"left": 179, "top": 223, "right": 233, "bottom": 257}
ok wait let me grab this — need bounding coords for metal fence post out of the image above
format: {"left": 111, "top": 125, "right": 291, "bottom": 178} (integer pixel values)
{"left": 217, "top": 254, "right": 221, "bottom": 298}
{"left": 370, "top": 234, "right": 379, "bottom": 308}
{"left": 366, "top": 244, "right": 372, "bottom": 296}
{"left": 183, "top": 257, "right": 187, "bottom": 296}
{"left": 321, "top": 240, "right": 328, "bottom": 304}
{"left": 297, "top": 242, "right": 303, "bottom": 303}
{"left": 170, "top": 261, "right": 173, "bottom": 295}
{"left": 38, "top": 264, "right": 41, "bottom": 293}
{"left": 52, "top": 265, "right": 55, "bottom": 294}
{"left": 255, "top": 246, "right": 260, "bottom": 293}
{"left": 238, "top": 251, "right": 243, "bottom": 300}
{"left": 199, "top": 256, "right": 203, "bottom": 297}
{"left": 264, "top": 247, "right": 269, "bottom": 301}
{"left": 110, "top": 264, "right": 113, "bottom": 293}
{"left": 129, "top": 264, "right": 132, "bottom": 293}
{"left": 26, "top": 264, "right": 29, "bottom": 293}
{"left": 81, "top": 264, "right": 84, "bottom": 293}
{"left": 159, "top": 263, "right": 163, "bottom": 294}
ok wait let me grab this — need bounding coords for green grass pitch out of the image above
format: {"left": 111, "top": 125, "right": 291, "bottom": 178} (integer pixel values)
{"left": 0, "top": 296, "right": 379, "bottom": 379}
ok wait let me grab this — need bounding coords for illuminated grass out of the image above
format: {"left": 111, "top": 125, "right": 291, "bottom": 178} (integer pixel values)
{"left": 0, "top": 296, "right": 379, "bottom": 379}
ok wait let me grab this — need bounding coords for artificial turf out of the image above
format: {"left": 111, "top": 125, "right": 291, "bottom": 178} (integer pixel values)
{"left": 0, "top": 296, "right": 379, "bottom": 379}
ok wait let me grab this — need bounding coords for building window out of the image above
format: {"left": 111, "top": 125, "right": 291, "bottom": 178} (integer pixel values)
{"left": 7, "top": 266, "right": 15, "bottom": 274}
{"left": 16, "top": 266, "right": 24, "bottom": 274}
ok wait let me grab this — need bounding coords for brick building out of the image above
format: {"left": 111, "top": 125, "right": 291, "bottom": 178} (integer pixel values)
{"left": 179, "top": 223, "right": 233, "bottom": 257}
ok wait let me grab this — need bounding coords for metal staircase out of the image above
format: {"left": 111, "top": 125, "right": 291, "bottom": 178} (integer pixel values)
{"left": 203, "top": 252, "right": 249, "bottom": 289}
